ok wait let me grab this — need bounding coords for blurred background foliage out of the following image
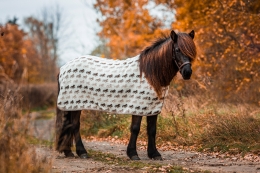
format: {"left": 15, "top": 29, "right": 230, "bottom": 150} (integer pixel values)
{"left": 0, "top": 6, "right": 63, "bottom": 84}
{"left": 0, "top": 0, "right": 259, "bottom": 104}
{"left": 93, "top": 0, "right": 260, "bottom": 105}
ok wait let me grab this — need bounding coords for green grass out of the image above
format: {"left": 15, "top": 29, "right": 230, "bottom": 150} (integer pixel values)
{"left": 26, "top": 135, "right": 53, "bottom": 147}
{"left": 35, "top": 110, "right": 56, "bottom": 119}
{"left": 31, "top": 106, "right": 49, "bottom": 112}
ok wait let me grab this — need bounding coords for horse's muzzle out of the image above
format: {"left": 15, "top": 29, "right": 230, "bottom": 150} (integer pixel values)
{"left": 181, "top": 64, "right": 192, "bottom": 80}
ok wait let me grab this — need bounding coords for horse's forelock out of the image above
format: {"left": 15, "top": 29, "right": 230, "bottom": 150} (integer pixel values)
{"left": 177, "top": 33, "right": 197, "bottom": 61}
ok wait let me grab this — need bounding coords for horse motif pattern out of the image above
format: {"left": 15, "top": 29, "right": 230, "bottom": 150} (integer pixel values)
{"left": 57, "top": 55, "right": 167, "bottom": 116}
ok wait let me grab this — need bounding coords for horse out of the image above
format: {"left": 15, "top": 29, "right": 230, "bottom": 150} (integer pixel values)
{"left": 55, "top": 30, "right": 197, "bottom": 160}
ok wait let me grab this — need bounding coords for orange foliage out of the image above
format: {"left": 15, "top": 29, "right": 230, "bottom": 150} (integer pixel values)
{"left": 0, "top": 23, "right": 44, "bottom": 84}
{"left": 94, "top": 0, "right": 169, "bottom": 59}
{"left": 165, "top": 0, "right": 260, "bottom": 104}
{"left": 95, "top": 0, "right": 260, "bottom": 104}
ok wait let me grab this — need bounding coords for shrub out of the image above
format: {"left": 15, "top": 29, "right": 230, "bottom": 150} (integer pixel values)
{"left": 0, "top": 86, "right": 51, "bottom": 173}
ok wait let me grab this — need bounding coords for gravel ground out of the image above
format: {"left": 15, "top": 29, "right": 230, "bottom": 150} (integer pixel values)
{"left": 32, "top": 115, "right": 260, "bottom": 173}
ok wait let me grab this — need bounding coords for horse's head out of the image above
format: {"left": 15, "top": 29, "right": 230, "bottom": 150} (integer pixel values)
{"left": 170, "top": 30, "right": 196, "bottom": 80}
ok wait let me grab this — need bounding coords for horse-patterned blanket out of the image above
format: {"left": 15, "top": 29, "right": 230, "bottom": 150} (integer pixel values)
{"left": 57, "top": 55, "right": 168, "bottom": 116}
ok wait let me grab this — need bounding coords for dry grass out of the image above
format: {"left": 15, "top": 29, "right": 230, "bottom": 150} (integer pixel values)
{"left": 0, "top": 83, "right": 57, "bottom": 110}
{"left": 0, "top": 85, "right": 51, "bottom": 173}
{"left": 19, "top": 83, "right": 57, "bottom": 110}
{"left": 159, "top": 87, "right": 260, "bottom": 152}
{"left": 80, "top": 84, "right": 260, "bottom": 154}
{"left": 81, "top": 110, "right": 130, "bottom": 138}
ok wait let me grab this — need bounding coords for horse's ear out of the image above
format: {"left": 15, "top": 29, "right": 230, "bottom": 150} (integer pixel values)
{"left": 170, "top": 30, "right": 178, "bottom": 43}
{"left": 189, "top": 30, "right": 195, "bottom": 39}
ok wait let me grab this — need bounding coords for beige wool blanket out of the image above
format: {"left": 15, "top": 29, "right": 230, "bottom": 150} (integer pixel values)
{"left": 57, "top": 55, "right": 167, "bottom": 116}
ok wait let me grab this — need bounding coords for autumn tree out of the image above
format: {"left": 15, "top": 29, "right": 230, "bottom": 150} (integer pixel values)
{"left": 0, "top": 22, "right": 27, "bottom": 83}
{"left": 93, "top": 0, "right": 259, "bottom": 104}
{"left": 0, "top": 5, "right": 67, "bottom": 84}
{"left": 24, "top": 5, "right": 65, "bottom": 82}
{"left": 94, "top": 0, "right": 169, "bottom": 59}
{"left": 0, "top": 21, "right": 43, "bottom": 84}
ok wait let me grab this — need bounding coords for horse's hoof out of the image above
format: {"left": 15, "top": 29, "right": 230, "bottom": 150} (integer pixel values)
{"left": 130, "top": 155, "right": 141, "bottom": 160}
{"left": 152, "top": 156, "right": 163, "bottom": 160}
{"left": 79, "top": 153, "right": 88, "bottom": 159}
{"left": 65, "top": 152, "right": 75, "bottom": 158}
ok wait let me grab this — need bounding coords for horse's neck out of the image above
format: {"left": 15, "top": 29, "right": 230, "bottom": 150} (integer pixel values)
{"left": 160, "top": 65, "right": 178, "bottom": 87}
{"left": 157, "top": 49, "right": 178, "bottom": 87}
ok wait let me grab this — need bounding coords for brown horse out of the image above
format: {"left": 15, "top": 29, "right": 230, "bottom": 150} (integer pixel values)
{"left": 56, "top": 30, "right": 196, "bottom": 160}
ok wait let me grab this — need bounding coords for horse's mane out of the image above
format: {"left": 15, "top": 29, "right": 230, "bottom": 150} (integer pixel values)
{"left": 139, "top": 32, "right": 196, "bottom": 98}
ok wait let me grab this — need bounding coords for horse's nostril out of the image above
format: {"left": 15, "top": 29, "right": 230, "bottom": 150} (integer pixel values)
{"left": 187, "top": 69, "right": 192, "bottom": 77}
{"left": 181, "top": 65, "right": 192, "bottom": 80}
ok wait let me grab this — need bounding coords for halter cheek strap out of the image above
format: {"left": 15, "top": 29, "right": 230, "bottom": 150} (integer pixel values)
{"left": 172, "top": 43, "right": 191, "bottom": 71}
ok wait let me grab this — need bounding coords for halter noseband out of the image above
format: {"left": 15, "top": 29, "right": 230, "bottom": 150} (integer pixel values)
{"left": 172, "top": 43, "right": 191, "bottom": 71}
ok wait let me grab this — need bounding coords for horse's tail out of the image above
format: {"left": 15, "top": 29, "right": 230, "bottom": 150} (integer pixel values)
{"left": 55, "top": 73, "right": 73, "bottom": 152}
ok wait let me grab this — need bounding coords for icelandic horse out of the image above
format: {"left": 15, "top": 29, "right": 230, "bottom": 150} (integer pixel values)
{"left": 56, "top": 30, "right": 196, "bottom": 160}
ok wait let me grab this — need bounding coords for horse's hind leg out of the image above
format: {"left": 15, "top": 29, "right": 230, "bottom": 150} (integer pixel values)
{"left": 127, "top": 115, "right": 142, "bottom": 160}
{"left": 147, "top": 114, "right": 162, "bottom": 160}
{"left": 56, "top": 109, "right": 74, "bottom": 157}
{"left": 71, "top": 111, "right": 88, "bottom": 159}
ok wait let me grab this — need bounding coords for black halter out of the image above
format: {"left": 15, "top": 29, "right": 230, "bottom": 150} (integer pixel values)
{"left": 172, "top": 43, "right": 191, "bottom": 71}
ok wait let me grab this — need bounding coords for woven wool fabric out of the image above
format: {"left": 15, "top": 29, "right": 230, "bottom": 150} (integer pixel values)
{"left": 57, "top": 55, "right": 168, "bottom": 116}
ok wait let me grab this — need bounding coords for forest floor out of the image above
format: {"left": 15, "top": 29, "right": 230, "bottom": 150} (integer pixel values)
{"left": 30, "top": 112, "right": 260, "bottom": 173}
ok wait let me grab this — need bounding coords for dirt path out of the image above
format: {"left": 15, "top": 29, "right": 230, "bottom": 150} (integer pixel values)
{"left": 31, "top": 115, "right": 260, "bottom": 173}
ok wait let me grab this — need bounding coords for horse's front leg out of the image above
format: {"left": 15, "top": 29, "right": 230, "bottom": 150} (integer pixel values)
{"left": 71, "top": 111, "right": 88, "bottom": 159}
{"left": 127, "top": 115, "right": 142, "bottom": 160}
{"left": 147, "top": 114, "right": 162, "bottom": 160}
